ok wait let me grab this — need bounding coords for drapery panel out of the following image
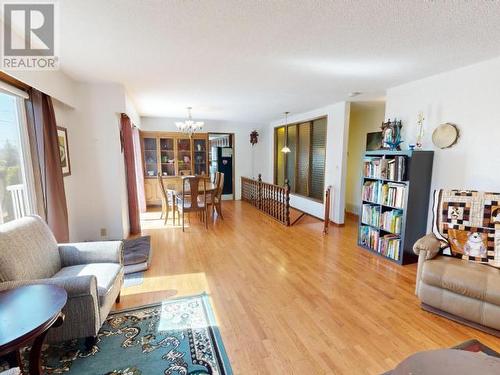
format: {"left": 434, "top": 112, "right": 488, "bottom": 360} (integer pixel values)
{"left": 132, "top": 126, "right": 146, "bottom": 213}
{"left": 120, "top": 114, "right": 141, "bottom": 234}
{"left": 25, "top": 88, "right": 69, "bottom": 242}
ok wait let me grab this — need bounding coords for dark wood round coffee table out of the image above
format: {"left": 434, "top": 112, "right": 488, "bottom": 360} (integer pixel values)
{"left": 0, "top": 284, "right": 67, "bottom": 375}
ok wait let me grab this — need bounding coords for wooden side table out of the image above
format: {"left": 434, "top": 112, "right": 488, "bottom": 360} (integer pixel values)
{"left": 0, "top": 285, "right": 67, "bottom": 375}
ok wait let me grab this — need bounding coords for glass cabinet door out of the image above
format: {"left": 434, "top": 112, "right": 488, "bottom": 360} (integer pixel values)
{"left": 177, "top": 138, "right": 192, "bottom": 176}
{"left": 143, "top": 137, "right": 158, "bottom": 177}
{"left": 160, "top": 138, "right": 175, "bottom": 176}
{"left": 193, "top": 139, "right": 207, "bottom": 176}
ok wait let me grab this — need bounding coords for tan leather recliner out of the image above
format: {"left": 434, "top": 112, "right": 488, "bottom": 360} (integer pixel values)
{"left": 414, "top": 234, "right": 500, "bottom": 336}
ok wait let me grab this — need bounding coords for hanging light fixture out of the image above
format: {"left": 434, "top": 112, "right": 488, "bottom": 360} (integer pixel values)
{"left": 175, "top": 107, "right": 204, "bottom": 137}
{"left": 281, "top": 111, "right": 291, "bottom": 153}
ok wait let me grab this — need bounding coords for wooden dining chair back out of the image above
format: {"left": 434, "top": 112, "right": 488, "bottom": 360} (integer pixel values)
{"left": 214, "top": 172, "right": 224, "bottom": 219}
{"left": 206, "top": 172, "right": 220, "bottom": 220}
{"left": 157, "top": 173, "right": 174, "bottom": 225}
{"left": 177, "top": 176, "right": 207, "bottom": 231}
{"left": 213, "top": 172, "right": 221, "bottom": 190}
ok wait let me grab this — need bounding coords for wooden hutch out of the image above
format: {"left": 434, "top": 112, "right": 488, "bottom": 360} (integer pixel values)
{"left": 140, "top": 131, "right": 209, "bottom": 206}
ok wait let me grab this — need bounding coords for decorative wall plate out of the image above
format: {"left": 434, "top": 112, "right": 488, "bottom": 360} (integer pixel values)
{"left": 432, "top": 123, "right": 459, "bottom": 149}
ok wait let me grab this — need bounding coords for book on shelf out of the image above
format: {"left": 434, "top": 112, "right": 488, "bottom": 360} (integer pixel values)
{"left": 359, "top": 225, "right": 379, "bottom": 251}
{"left": 363, "top": 157, "right": 386, "bottom": 179}
{"left": 378, "top": 234, "right": 401, "bottom": 261}
{"left": 361, "top": 204, "right": 380, "bottom": 227}
{"left": 381, "top": 183, "right": 406, "bottom": 208}
{"left": 362, "top": 180, "right": 381, "bottom": 203}
{"left": 363, "top": 156, "right": 407, "bottom": 181}
{"left": 386, "top": 156, "right": 406, "bottom": 181}
{"left": 380, "top": 209, "right": 403, "bottom": 234}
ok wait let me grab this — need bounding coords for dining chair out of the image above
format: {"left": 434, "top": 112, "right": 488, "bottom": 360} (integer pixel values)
{"left": 157, "top": 173, "right": 174, "bottom": 225}
{"left": 176, "top": 176, "right": 207, "bottom": 231}
{"left": 204, "top": 172, "right": 219, "bottom": 219}
{"left": 213, "top": 172, "right": 224, "bottom": 219}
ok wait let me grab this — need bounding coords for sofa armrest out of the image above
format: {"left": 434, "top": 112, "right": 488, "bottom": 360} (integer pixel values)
{"left": 0, "top": 275, "right": 98, "bottom": 300}
{"left": 413, "top": 234, "right": 442, "bottom": 260}
{"left": 59, "top": 241, "right": 123, "bottom": 267}
{"left": 1, "top": 275, "right": 101, "bottom": 340}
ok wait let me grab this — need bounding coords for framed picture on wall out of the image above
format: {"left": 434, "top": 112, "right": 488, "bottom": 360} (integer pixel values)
{"left": 57, "top": 126, "right": 71, "bottom": 177}
{"left": 366, "top": 131, "right": 383, "bottom": 151}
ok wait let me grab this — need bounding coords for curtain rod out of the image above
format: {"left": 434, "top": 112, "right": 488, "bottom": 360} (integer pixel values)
{"left": 0, "top": 80, "right": 29, "bottom": 99}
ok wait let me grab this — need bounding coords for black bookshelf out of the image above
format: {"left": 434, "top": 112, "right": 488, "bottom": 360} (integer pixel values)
{"left": 357, "top": 150, "right": 434, "bottom": 265}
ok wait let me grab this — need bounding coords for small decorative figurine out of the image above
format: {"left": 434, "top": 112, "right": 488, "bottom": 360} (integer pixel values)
{"left": 416, "top": 112, "right": 425, "bottom": 149}
{"left": 381, "top": 119, "right": 403, "bottom": 150}
{"left": 250, "top": 130, "right": 259, "bottom": 146}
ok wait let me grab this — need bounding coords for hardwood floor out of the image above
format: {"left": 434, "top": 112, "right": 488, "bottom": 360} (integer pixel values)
{"left": 117, "top": 201, "right": 500, "bottom": 374}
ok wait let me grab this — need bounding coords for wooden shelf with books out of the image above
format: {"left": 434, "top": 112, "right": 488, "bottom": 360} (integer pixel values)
{"left": 357, "top": 150, "right": 434, "bottom": 265}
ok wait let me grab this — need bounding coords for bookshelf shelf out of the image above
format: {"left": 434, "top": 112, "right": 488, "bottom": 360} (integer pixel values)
{"left": 379, "top": 228, "right": 401, "bottom": 236}
{"left": 363, "top": 176, "right": 409, "bottom": 183}
{"left": 358, "top": 150, "right": 434, "bottom": 265}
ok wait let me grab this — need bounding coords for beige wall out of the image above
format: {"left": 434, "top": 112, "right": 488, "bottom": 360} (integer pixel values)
{"left": 386, "top": 56, "right": 500, "bottom": 230}
{"left": 4, "top": 68, "right": 139, "bottom": 242}
{"left": 345, "top": 102, "right": 385, "bottom": 215}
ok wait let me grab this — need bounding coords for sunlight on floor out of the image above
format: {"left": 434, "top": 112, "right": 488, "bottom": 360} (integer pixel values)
{"left": 140, "top": 209, "right": 211, "bottom": 230}
{"left": 121, "top": 272, "right": 210, "bottom": 297}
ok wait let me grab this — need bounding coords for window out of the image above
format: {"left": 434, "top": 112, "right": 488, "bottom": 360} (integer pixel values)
{"left": 274, "top": 117, "right": 327, "bottom": 201}
{"left": 0, "top": 90, "right": 34, "bottom": 223}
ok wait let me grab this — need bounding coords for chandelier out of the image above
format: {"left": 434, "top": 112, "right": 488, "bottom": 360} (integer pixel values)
{"left": 175, "top": 107, "right": 204, "bottom": 136}
{"left": 281, "top": 111, "right": 291, "bottom": 153}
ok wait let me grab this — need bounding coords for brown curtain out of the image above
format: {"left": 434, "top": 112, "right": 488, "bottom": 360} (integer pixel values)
{"left": 120, "top": 114, "right": 141, "bottom": 234}
{"left": 25, "top": 88, "right": 69, "bottom": 242}
{"left": 132, "top": 127, "right": 146, "bottom": 213}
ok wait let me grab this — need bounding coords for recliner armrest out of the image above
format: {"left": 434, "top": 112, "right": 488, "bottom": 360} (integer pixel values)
{"left": 413, "top": 234, "right": 442, "bottom": 260}
{"left": 59, "top": 241, "right": 123, "bottom": 267}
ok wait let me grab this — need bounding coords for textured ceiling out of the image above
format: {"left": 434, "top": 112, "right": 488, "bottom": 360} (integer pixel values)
{"left": 59, "top": 0, "right": 500, "bottom": 122}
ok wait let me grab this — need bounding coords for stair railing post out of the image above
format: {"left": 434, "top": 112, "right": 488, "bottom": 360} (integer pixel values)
{"left": 284, "top": 179, "right": 290, "bottom": 226}
{"left": 258, "top": 174, "right": 262, "bottom": 209}
{"left": 323, "top": 186, "right": 331, "bottom": 234}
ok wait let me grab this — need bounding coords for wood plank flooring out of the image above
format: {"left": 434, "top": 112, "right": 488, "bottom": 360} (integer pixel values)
{"left": 117, "top": 201, "right": 500, "bottom": 374}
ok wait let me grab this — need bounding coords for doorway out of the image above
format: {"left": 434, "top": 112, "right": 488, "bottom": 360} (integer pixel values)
{"left": 208, "top": 133, "right": 235, "bottom": 200}
{"left": 345, "top": 102, "right": 385, "bottom": 216}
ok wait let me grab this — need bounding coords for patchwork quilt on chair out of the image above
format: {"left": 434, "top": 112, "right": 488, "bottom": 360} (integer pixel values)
{"left": 432, "top": 189, "right": 500, "bottom": 268}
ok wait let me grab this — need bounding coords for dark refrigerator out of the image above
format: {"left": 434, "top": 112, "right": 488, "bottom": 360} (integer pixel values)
{"left": 217, "top": 147, "right": 233, "bottom": 195}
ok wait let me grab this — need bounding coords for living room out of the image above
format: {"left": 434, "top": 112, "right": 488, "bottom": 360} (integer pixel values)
{"left": 0, "top": 1, "right": 500, "bottom": 374}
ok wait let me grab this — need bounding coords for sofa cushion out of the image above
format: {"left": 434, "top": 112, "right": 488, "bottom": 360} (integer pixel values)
{"left": 0, "top": 216, "right": 60, "bottom": 282}
{"left": 422, "top": 256, "right": 500, "bottom": 306}
{"left": 53, "top": 263, "right": 121, "bottom": 306}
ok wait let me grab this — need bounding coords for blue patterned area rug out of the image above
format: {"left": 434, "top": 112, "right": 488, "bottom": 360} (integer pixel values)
{"left": 23, "top": 294, "right": 233, "bottom": 374}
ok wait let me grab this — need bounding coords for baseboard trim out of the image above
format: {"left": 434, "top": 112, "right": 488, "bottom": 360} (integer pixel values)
{"left": 329, "top": 220, "right": 345, "bottom": 227}
{"left": 421, "top": 302, "right": 500, "bottom": 337}
{"left": 345, "top": 212, "right": 358, "bottom": 220}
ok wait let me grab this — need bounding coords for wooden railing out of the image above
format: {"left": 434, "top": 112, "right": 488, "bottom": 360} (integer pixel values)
{"left": 3, "top": 184, "right": 28, "bottom": 223}
{"left": 241, "top": 174, "right": 290, "bottom": 226}
{"left": 323, "top": 185, "right": 332, "bottom": 234}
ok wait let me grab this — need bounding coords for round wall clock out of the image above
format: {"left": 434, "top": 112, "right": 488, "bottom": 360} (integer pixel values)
{"left": 432, "top": 123, "right": 459, "bottom": 149}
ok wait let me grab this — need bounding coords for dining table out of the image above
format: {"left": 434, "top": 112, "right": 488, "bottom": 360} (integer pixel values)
{"left": 163, "top": 179, "right": 218, "bottom": 225}
{"left": 164, "top": 180, "right": 217, "bottom": 196}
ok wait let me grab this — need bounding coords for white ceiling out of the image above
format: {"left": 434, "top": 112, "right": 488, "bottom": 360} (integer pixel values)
{"left": 59, "top": 0, "right": 500, "bottom": 123}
